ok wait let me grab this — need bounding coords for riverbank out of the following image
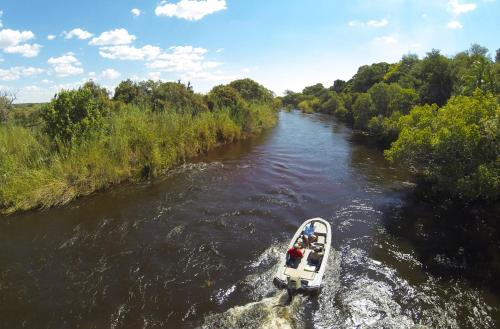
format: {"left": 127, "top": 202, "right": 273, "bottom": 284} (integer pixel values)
{"left": 0, "top": 79, "right": 278, "bottom": 214}
{"left": 2, "top": 111, "right": 498, "bottom": 328}
{"left": 281, "top": 44, "right": 499, "bottom": 203}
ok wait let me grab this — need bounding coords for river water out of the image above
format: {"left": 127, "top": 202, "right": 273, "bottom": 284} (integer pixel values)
{"left": 1, "top": 111, "right": 498, "bottom": 328}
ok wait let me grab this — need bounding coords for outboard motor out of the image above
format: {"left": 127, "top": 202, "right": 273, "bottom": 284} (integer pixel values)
{"left": 286, "top": 276, "right": 301, "bottom": 304}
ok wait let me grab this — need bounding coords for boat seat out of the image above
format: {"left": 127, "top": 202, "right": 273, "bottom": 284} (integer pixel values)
{"left": 317, "top": 235, "right": 326, "bottom": 244}
{"left": 314, "top": 222, "right": 327, "bottom": 235}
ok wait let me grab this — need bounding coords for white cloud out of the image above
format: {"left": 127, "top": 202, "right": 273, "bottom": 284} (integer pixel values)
{"left": 374, "top": 36, "right": 398, "bottom": 45}
{"left": 131, "top": 8, "right": 141, "bottom": 17}
{"left": 0, "top": 10, "right": 3, "bottom": 28}
{"left": 89, "top": 28, "right": 136, "bottom": 46}
{"left": 48, "top": 52, "right": 84, "bottom": 77}
{"left": 98, "top": 44, "right": 162, "bottom": 60}
{"left": 99, "top": 44, "right": 226, "bottom": 82}
{"left": 101, "top": 68, "right": 121, "bottom": 79}
{"left": 447, "top": 20, "right": 463, "bottom": 29}
{"left": 146, "top": 46, "right": 221, "bottom": 74}
{"left": 64, "top": 28, "right": 93, "bottom": 40}
{"left": 41, "top": 79, "right": 53, "bottom": 84}
{"left": 447, "top": 0, "right": 477, "bottom": 15}
{"left": 148, "top": 71, "right": 162, "bottom": 80}
{"left": 0, "top": 28, "right": 40, "bottom": 57}
{"left": 367, "top": 19, "right": 389, "bottom": 27}
{"left": 216, "top": 48, "right": 224, "bottom": 53}
{"left": 0, "top": 66, "right": 44, "bottom": 81}
{"left": 4, "top": 43, "right": 41, "bottom": 57}
{"left": 155, "top": 0, "right": 227, "bottom": 21}
{"left": 47, "top": 34, "right": 56, "bottom": 40}
{"left": 0, "top": 29, "right": 34, "bottom": 48}
{"left": 348, "top": 19, "right": 389, "bottom": 28}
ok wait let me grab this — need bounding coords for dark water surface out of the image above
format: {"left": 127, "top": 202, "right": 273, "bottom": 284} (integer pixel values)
{"left": 1, "top": 111, "right": 498, "bottom": 328}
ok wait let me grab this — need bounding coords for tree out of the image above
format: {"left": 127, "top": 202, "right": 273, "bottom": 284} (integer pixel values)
{"left": 319, "top": 92, "right": 344, "bottom": 115}
{"left": 153, "top": 82, "right": 208, "bottom": 114}
{"left": 41, "top": 84, "right": 109, "bottom": 144}
{"left": 331, "top": 80, "right": 346, "bottom": 93}
{"left": 385, "top": 91, "right": 499, "bottom": 201}
{"left": 384, "top": 54, "right": 420, "bottom": 89}
{"left": 352, "top": 93, "right": 376, "bottom": 128}
{"left": 114, "top": 79, "right": 139, "bottom": 104}
{"left": 414, "top": 49, "right": 454, "bottom": 106}
{"left": 282, "top": 90, "right": 302, "bottom": 108}
{"left": 350, "top": 62, "right": 390, "bottom": 93}
{"left": 0, "top": 91, "right": 17, "bottom": 123}
{"left": 368, "top": 82, "right": 418, "bottom": 117}
{"left": 452, "top": 45, "right": 497, "bottom": 96}
{"left": 496, "top": 49, "right": 500, "bottom": 64}
{"left": 228, "top": 78, "right": 274, "bottom": 104}
{"left": 302, "top": 83, "right": 329, "bottom": 101}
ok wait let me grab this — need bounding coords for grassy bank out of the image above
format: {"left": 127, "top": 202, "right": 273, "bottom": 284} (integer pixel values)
{"left": 0, "top": 79, "right": 278, "bottom": 214}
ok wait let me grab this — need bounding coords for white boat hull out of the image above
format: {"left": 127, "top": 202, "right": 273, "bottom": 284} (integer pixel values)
{"left": 273, "top": 217, "right": 332, "bottom": 294}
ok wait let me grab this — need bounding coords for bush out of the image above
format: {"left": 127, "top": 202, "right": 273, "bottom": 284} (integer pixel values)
{"left": 228, "top": 78, "right": 274, "bottom": 104}
{"left": 385, "top": 91, "right": 499, "bottom": 201}
{"left": 0, "top": 79, "right": 278, "bottom": 214}
{"left": 41, "top": 84, "right": 109, "bottom": 144}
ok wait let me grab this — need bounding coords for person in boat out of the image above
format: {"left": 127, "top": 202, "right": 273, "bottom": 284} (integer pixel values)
{"left": 286, "top": 243, "right": 303, "bottom": 268}
{"left": 309, "top": 245, "right": 324, "bottom": 268}
{"left": 302, "top": 222, "right": 317, "bottom": 247}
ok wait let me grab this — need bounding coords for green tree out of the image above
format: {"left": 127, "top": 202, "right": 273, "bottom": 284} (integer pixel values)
{"left": 228, "top": 78, "right": 274, "bottom": 104}
{"left": 385, "top": 91, "right": 499, "bottom": 201}
{"left": 351, "top": 62, "right": 390, "bottom": 93}
{"left": 303, "top": 83, "right": 329, "bottom": 102}
{"left": 414, "top": 49, "right": 454, "bottom": 106}
{"left": 41, "top": 84, "right": 109, "bottom": 144}
{"left": 319, "top": 91, "right": 344, "bottom": 115}
{"left": 0, "top": 91, "right": 16, "bottom": 123}
{"left": 114, "top": 79, "right": 139, "bottom": 104}
{"left": 282, "top": 90, "right": 302, "bottom": 108}
{"left": 384, "top": 54, "right": 420, "bottom": 89}
{"left": 368, "top": 82, "right": 418, "bottom": 117}
{"left": 352, "top": 93, "right": 376, "bottom": 128}
{"left": 331, "top": 80, "right": 346, "bottom": 93}
{"left": 452, "top": 44, "right": 497, "bottom": 96}
{"left": 153, "top": 82, "right": 208, "bottom": 114}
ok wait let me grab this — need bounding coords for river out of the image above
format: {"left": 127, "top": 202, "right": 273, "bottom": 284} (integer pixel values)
{"left": 1, "top": 111, "right": 498, "bottom": 328}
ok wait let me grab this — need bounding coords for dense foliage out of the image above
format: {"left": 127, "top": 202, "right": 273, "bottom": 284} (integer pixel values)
{"left": 284, "top": 44, "right": 499, "bottom": 202}
{"left": 386, "top": 92, "right": 499, "bottom": 200}
{"left": 0, "top": 79, "right": 278, "bottom": 214}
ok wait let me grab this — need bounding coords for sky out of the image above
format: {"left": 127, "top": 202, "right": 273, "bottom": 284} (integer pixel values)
{"left": 0, "top": 0, "right": 498, "bottom": 103}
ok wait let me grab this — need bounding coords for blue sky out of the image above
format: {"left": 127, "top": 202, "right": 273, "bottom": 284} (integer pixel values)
{"left": 0, "top": 0, "right": 498, "bottom": 102}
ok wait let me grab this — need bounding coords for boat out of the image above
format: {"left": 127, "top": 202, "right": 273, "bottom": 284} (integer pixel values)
{"left": 273, "top": 217, "right": 331, "bottom": 294}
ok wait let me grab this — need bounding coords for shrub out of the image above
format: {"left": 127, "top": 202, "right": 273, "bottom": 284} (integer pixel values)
{"left": 41, "top": 84, "right": 109, "bottom": 144}
{"left": 385, "top": 91, "right": 499, "bottom": 201}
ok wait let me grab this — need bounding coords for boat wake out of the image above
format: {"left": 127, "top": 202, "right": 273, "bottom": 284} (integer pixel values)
{"left": 202, "top": 293, "right": 305, "bottom": 329}
{"left": 201, "top": 242, "right": 341, "bottom": 329}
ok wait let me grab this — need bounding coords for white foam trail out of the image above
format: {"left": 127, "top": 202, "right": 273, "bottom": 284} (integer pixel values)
{"left": 202, "top": 243, "right": 341, "bottom": 329}
{"left": 203, "top": 293, "right": 304, "bottom": 329}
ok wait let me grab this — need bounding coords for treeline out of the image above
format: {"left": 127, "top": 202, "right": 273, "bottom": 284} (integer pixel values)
{"left": 283, "top": 44, "right": 499, "bottom": 202}
{"left": 0, "top": 78, "right": 279, "bottom": 214}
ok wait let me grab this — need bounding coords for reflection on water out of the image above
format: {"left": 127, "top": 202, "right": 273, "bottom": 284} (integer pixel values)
{"left": 0, "top": 111, "right": 498, "bottom": 328}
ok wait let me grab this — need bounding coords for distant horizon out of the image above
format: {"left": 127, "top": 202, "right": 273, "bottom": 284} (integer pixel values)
{"left": 1, "top": 0, "right": 498, "bottom": 103}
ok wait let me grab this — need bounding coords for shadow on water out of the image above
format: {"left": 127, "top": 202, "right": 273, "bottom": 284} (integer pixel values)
{"left": 380, "top": 194, "right": 500, "bottom": 321}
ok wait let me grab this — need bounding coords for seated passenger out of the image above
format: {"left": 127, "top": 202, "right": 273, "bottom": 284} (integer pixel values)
{"left": 309, "top": 245, "right": 324, "bottom": 267}
{"left": 286, "top": 243, "right": 304, "bottom": 268}
{"left": 302, "top": 222, "right": 317, "bottom": 247}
